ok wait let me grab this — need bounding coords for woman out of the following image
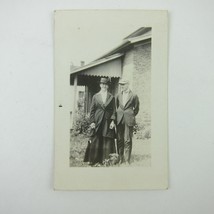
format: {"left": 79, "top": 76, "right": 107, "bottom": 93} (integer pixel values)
{"left": 84, "top": 77, "right": 116, "bottom": 166}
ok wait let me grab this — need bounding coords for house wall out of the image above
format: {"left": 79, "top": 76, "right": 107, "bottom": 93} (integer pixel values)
{"left": 122, "top": 42, "right": 151, "bottom": 128}
{"left": 133, "top": 42, "right": 151, "bottom": 127}
{"left": 122, "top": 49, "right": 134, "bottom": 90}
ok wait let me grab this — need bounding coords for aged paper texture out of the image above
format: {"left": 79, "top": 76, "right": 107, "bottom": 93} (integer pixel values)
{"left": 54, "top": 10, "right": 168, "bottom": 190}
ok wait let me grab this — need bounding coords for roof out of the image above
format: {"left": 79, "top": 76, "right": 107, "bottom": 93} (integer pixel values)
{"left": 70, "top": 27, "right": 152, "bottom": 75}
{"left": 96, "top": 27, "right": 151, "bottom": 60}
{"left": 70, "top": 53, "right": 123, "bottom": 75}
{"left": 123, "top": 27, "right": 151, "bottom": 39}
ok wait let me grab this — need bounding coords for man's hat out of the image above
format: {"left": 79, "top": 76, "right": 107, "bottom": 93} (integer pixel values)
{"left": 119, "top": 78, "right": 129, "bottom": 85}
{"left": 100, "top": 77, "right": 110, "bottom": 85}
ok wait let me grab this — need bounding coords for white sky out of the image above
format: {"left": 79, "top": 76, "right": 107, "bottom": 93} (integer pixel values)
{"left": 55, "top": 10, "right": 154, "bottom": 112}
{"left": 55, "top": 10, "right": 152, "bottom": 68}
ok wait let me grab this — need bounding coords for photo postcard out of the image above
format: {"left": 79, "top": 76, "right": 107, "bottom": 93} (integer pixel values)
{"left": 54, "top": 10, "right": 168, "bottom": 190}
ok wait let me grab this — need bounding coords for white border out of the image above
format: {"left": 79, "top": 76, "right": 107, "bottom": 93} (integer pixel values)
{"left": 54, "top": 10, "right": 168, "bottom": 190}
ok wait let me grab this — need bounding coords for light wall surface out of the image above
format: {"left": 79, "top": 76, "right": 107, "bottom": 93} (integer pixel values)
{"left": 0, "top": 1, "right": 214, "bottom": 214}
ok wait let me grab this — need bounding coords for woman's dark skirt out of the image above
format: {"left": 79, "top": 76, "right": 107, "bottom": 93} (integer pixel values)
{"left": 84, "top": 129, "right": 115, "bottom": 165}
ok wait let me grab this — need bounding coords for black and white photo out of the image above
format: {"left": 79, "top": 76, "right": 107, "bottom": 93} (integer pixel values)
{"left": 54, "top": 10, "right": 168, "bottom": 190}
{"left": 69, "top": 26, "right": 152, "bottom": 167}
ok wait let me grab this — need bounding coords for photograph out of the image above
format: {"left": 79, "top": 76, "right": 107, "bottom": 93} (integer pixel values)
{"left": 54, "top": 10, "right": 168, "bottom": 190}
{"left": 69, "top": 26, "right": 152, "bottom": 168}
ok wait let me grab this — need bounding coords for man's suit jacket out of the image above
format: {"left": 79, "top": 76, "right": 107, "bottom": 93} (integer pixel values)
{"left": 89, "top": 92, "right": 116, "bottom": 138}
{"left": 116, "top": 90, "right": 139, "bottom": 126}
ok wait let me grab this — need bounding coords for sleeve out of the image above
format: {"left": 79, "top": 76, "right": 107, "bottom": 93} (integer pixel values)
{"left": 134, "top": 94, "right": 140, "bottom": 116}
{"left": 110, "top": 97, "right": 116, "bottom": 121}
{"left": 89, "top": 95, "right": 96, "bottom": 124}
{"left": 115, "top": 94, "right": 119, "bottom": 109}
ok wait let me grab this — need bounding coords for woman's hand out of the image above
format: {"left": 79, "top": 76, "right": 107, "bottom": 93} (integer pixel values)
{"left": 90, "top": 123, "right": 96, "bottom": 129}
{"left": 109, "top": 121, "right": 115, "bottom": 129}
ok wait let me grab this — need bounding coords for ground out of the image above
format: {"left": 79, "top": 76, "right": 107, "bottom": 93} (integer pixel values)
{"left": 70, "top": 132, "right": 151, "bottom": 167}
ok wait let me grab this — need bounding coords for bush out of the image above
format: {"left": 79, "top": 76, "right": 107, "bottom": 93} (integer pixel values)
{"left": 133, "top": 122, "right": 151, "bottom": 140}
{"left": 133, "top": 122, "right": 145, "bottom": 134}
{"left": 144, "top": 128, "right": 151, "bottom": 139}
{"left": 73, "top": 110, "right": 90, "bottom": 135}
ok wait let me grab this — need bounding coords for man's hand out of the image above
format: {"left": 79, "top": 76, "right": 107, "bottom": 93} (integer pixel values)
{"left": 90, "top": 123, "right": 95, "bottom": 129}
{"left": 109, "top": 121, "right": 115, "bottom": 129}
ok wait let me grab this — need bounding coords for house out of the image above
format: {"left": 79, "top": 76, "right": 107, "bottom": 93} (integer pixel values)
{"left": 70, "top": 27, "right": 152, "bottom": 130}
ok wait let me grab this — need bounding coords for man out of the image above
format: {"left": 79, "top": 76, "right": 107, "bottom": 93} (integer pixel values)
{"left": 116, "top": 79, "right": 140, "bottom": 164}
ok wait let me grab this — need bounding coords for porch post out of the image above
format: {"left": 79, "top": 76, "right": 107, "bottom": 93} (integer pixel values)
{"left": 73, "top": 74, "right": 77, "bottom": 125}
{"left": 85, "top": 85, "right": 88, "bottom": 114}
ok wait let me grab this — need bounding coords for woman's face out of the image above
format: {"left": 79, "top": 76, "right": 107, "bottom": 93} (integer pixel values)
{"left": 100, "top": 83, "right": 108, "bottom": 92}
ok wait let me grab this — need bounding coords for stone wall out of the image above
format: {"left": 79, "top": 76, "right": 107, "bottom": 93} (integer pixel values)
{"left": 133, "top": 42, "right": 151, "bottom": 127}
{"left": 122, "top": 42, "right": 151, "bottom": 130}
{"left": 121, "top": 49, "right": 134, "bottom": 90}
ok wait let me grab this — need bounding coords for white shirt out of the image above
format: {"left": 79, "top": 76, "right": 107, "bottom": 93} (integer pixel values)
{"left": 122, "top": 89, "right": 130, "bottom": 106}
{"left": 99, "top": 91, "right": 107, "bottom": 104}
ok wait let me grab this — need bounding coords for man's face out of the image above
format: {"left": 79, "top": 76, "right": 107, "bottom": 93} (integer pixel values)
{"left": 120, "top": 83, "right": 129, "bottom": 92}
{"left": 100, "top": 83, "right": 108, "bottom": 91}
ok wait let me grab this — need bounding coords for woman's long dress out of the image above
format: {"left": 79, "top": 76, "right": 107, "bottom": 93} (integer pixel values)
{"left": 84, "top": 92, "right": 116, "bottom": 165}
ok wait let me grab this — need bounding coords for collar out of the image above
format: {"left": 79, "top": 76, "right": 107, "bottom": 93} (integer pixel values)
{"left": 99, "top": 90, "right": 107, "bottom": 94}
{"left": 123, "top": 89, "right": 130, "bottom": 94}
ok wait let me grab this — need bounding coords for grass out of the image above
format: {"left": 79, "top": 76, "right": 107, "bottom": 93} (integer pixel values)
{"left": 70, "top": 131, "right": 151, "bottom": 167}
